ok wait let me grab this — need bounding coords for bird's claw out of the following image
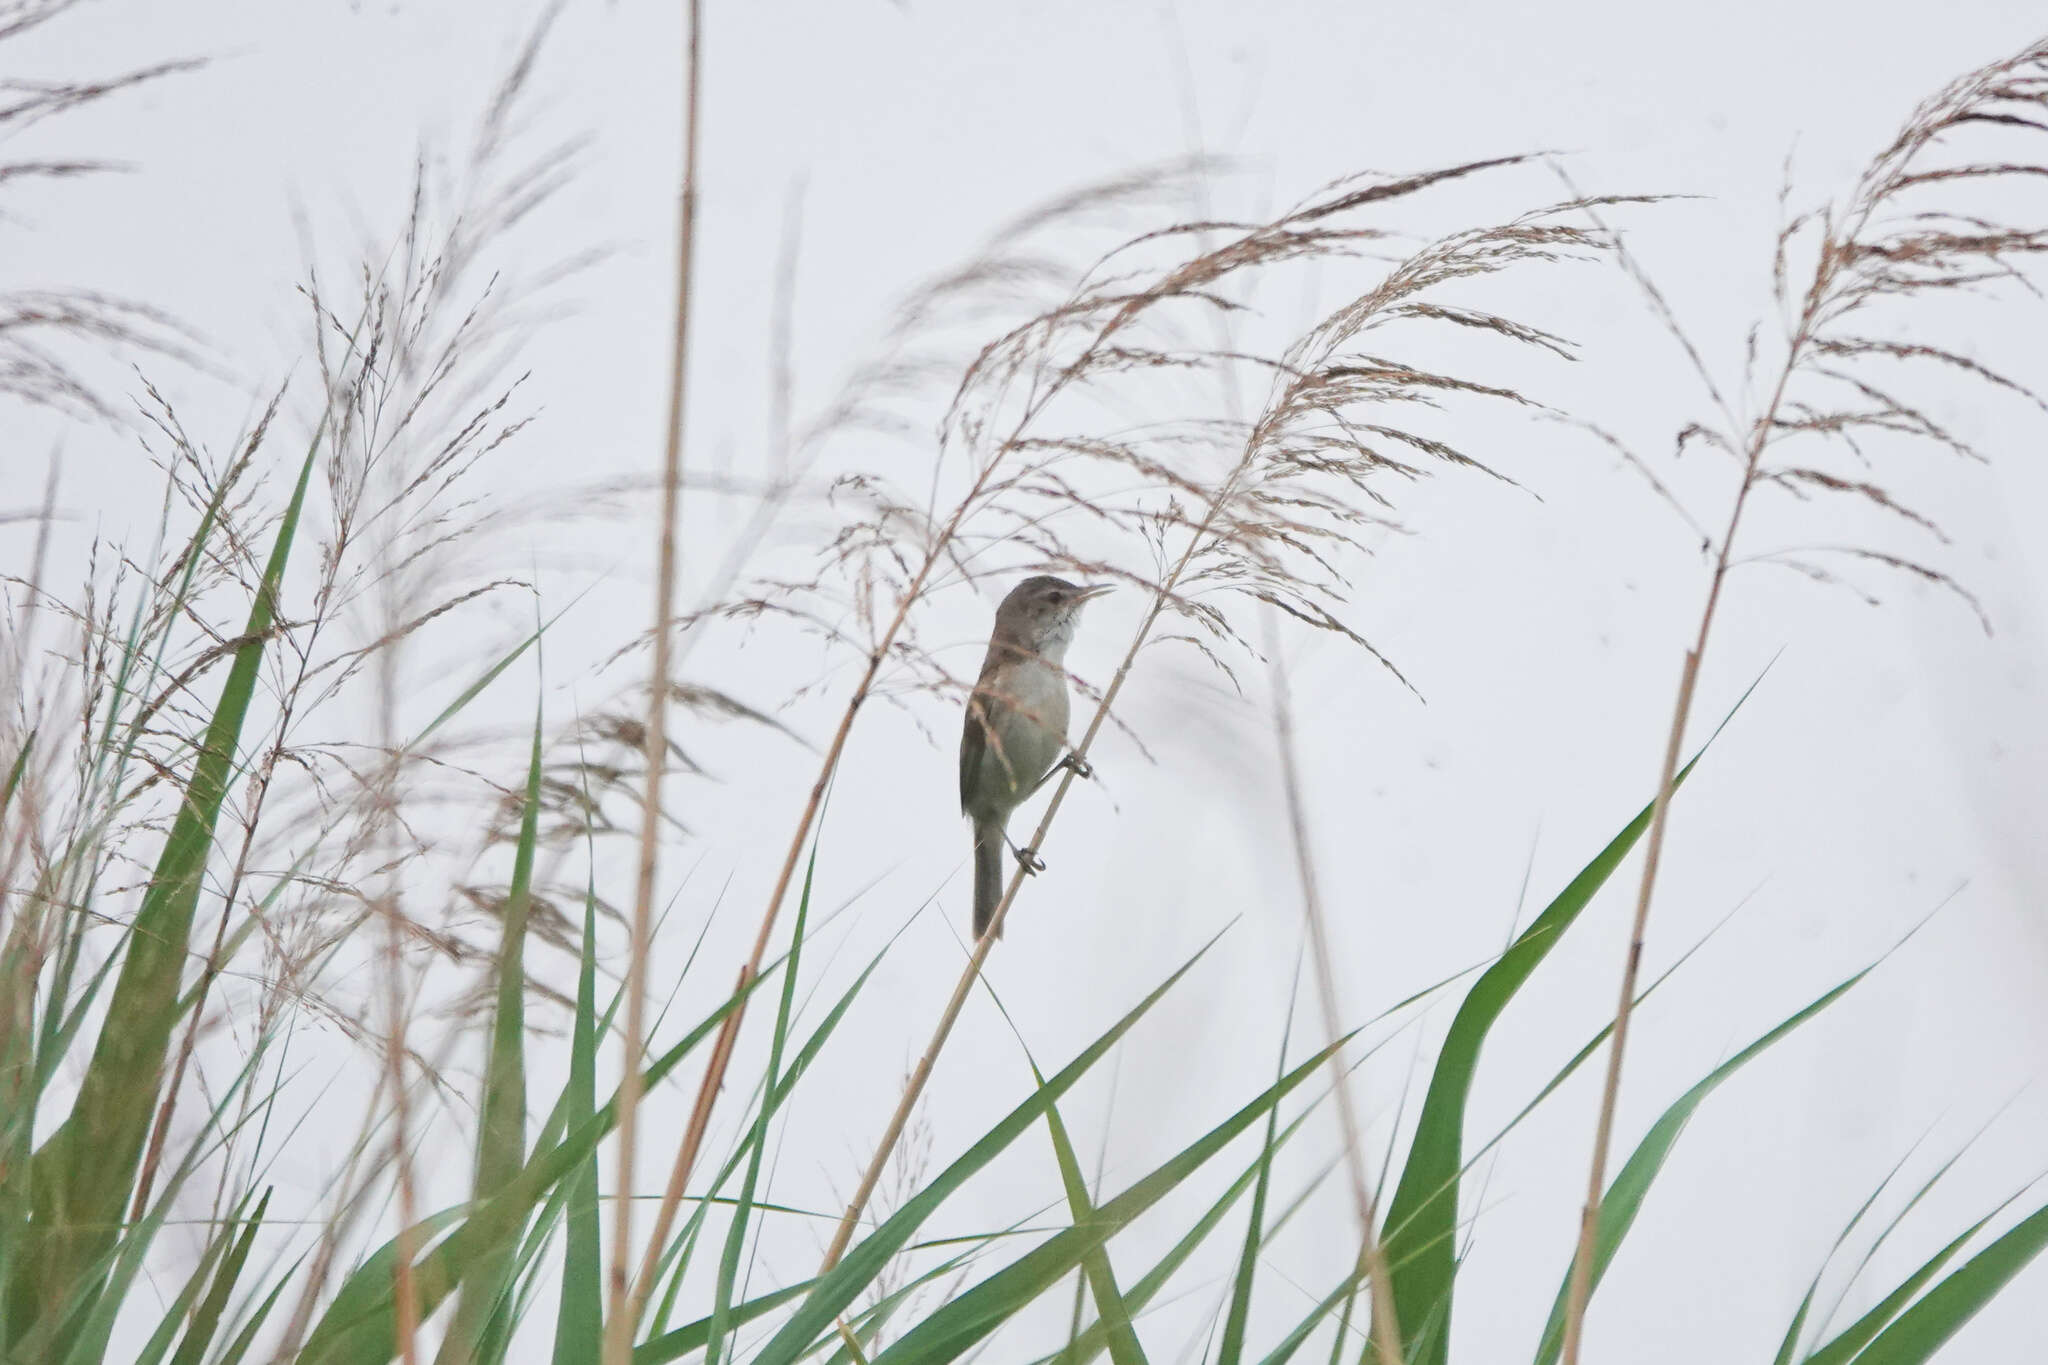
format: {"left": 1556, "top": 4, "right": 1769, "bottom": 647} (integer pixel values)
{"left": 1061, "top": 753, "right": 1093, "bottom": 781}
{"left": 1014, "top": 845, "right": 1046, "bottom": 875}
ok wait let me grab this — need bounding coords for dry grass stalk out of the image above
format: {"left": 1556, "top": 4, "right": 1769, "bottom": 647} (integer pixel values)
{"left": 672, "top": 162, "right": 1615, "bottom": 1292}
{"left": 608, "top": 0, "right": 704, "bottom": 1357}
{"left": 1265, "top": 619, "right": 1399, "bottom": 1352}
{"left": 2, "top": 11, "right": 576, "bottom": 1348}
{"left": 0, "top": 14, "right": 630, "bottom": 1361}
{"left": 798, "top": 165, "right": 1627, "bottom": 1365}
{"left": 817, "top": 425, "right": 1415, "bottom": 1360}
{"left": 1559, "top": 37, "right": 2048, "bottom": 1363}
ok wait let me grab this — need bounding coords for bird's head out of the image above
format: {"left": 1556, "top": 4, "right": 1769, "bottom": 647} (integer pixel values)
{"left": 991, "top": 574, "right": 1112, "bottom": 659}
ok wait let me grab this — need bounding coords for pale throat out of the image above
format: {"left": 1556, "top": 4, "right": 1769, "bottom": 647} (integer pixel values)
{"left": 1032, "top": 612, "right": 1079, "bottom": 662}
{"left": 997, "top": 611, "right": 1079, "bottom": 667}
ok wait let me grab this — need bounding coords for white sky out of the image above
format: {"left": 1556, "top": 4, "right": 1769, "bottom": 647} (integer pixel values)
{"left": 11, "top": 1, "right": 2048, "bottom": 1360}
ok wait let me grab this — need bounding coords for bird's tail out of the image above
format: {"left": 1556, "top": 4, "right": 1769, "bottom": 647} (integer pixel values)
{"left": 973, "top": 820, "right": 1006, "bottom": 940}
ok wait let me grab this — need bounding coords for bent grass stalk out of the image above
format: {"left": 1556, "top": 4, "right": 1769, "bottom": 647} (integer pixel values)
{"left": 816, "top": 447, "right": 1410, "bottom": 1365}
{"left": 788, "top": 169, "right": 1618, "bottom": 1364}
{"left": 1560, "top": 39, "right": 2048, "bottom": 1361}
{"left": 624, "top": 163, "right": 1564, "bottom": 1349}
{"left": 1559, "top": 315, "right": 1802, "bottom": 1363}
{"left": 1265, "top": 620, "right": 1398, "bottom": 1351}
{"left": 622, "top": 175, "right": 1240, "bottom": 1340}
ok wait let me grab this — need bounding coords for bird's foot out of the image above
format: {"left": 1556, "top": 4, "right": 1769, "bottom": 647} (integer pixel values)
{"left": 1013, "top": 845, "right": 1046, "bottom": 875}
{"left": 1060, "top": 753, "right": 1093, "bottom": 781}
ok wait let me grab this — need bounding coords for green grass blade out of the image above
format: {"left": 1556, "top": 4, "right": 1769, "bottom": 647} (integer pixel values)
{"left": 642, "top": 925, "right": 898, "bottom": 1344}
{"left": 1380, "top": 678, "right": 1759, "bottom": 1365}
{"left": 215, "top": 1260, "right": 296, "bottom": 1365}
{"left": 551, "top": 821, "right": 607, "bottom": 1364}
{"left": 481, "top": 708, "right": 544, "bottom": 1194}
{"left": 1838, "top": 1197, "right": 2048, "bottom": 1364}
{"left": 747, "top": 933, "right": 1225, "bottom": 1365}
{"left": 645, "top": 1220, "right": 1038, "bottom": 1365}
{"left": 634, "top": 1280, "right": 817, "bottom": 1363}
{"left": 166, "top": 1188, "right": 271, "bottom": 1365}
{"left": 1531, "top": 965, "right": 1874, "bottom": 1365}
{"left": 836, "top": 1219, "right": 1046, "bottom": 1365}
{"left": 1041, "top": 1112, "right": 1327, "bottom": 1365}
{"left": 706, "top": 842, "right": 820, "bottom": 1365}
{"left": 404, "top": 586, "right": 595, "bottom": 752}
{"left": 1800, "top": 1212, "right": 2002, "bottom": 1365}
{"left": 1363, "top": 895, "right": 1738, "bottom": 1329}
{"left": 438, "top": 706, "right": 546, "bottom": 1365}
{"left": 872, "top": 1027, "right": 1356, "bottom": 1365}
{"left": 1042, "top": 1093, "right": 1146, "bottom": 1365}
{"left": 299, "top": 959, "right": 784, "bottom": 1364}
{"left": 1042, "top": 963, "right": 1448, "bottom": 1365}
{"left": 131, "top": 1217, "right": 235, "bottom": 1365}
{"left": 1043, "top": 1018, "right": 1414, "bottom": 1365}
{"left": 1220, "top": 1000, "right": 1297, "bottom": 1365}
{"left": 642, "top": 914, "right": 897, "bottom": 1339}
{"left": 1771, "top": 1130, "right": 1951, "bottom": 1365}
{"left": 293, "top": 1206, "right": 468, "bottom": 1365}
{"left": 0, "top": 728, "right": 30, "bottom": 821}
{"left": 32, "top": 1038, "right": 284, "bottom": 1365}
{"left": 18, "top": 433, "right": 321, "bottom": 1319}
{"left": 1257, "top": 1264, "right": 1369, "bottom": 1365}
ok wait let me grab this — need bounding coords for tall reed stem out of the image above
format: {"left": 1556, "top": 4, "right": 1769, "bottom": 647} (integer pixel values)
{"left": 377, "top": 631, "right": 421, "bottom": 1364}
{"left": 1558, "top": 280, "right": 1814, "bottom": 1365}
{"left": 815, "top": 472, "right": 1407, "bottom": 1365}
{"left": 1265, "top": 630, "right": 1404, "bottom": 1363}
{"left": 605, "top": 0, "right": 702, "bottom": 1359}
{"left": 627, "top": 257, "right": 1170, "bottom": 1330}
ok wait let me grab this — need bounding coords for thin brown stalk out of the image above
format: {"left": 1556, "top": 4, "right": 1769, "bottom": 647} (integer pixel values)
{"left": 1558, "top": 194, "right": 1812, "bottom": 1365}
{"left": 806, "top": 175, "right": 1594, "bottom": 1337}
{"left": 381, "top": 896, "right": 421, "bottom": 1365}
{"left": 1265, "top": 623, "right": 1404, "bottom": 1365}
{"left": 821, "top": 460, "right": 1404, "bottom": 1365}
{"left": 376, "top": 633, "right": 421, "bottom": 1364}
{"left": 1562, "top": 37, "right": 2048, "bottom": 1355}
{"left": 134, "top": 438, "right": 313, "bottom": 1217}
{"left": 605, "top": 0, "right": 702, "bottom": 1358}
{"left": 628, "top": 529, "right": 937, "bottom": 1313}
{"left": 0, "top": 454, "right": 60, "bottom": 1152}
{"left": 813, "top": 518, "right": 1205, "bottom": 1279}
{"left": 1559, "top": 324, "right": 1791, "bottom": 1358}
{"left": 626, "top": 181, "right": 1189, "bottom": 1321}
{"left": 813, "top": 503, "right": 1235, "bottom": 1275}
{"left": 608, "top": 164, "right": 1588, "bottom": 1360}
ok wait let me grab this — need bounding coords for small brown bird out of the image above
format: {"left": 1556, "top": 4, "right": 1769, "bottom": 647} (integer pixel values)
{"left": 958, "top": 575, "right": 1112, "bottom": 938}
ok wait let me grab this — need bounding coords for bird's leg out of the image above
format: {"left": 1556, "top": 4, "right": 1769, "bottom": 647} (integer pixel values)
{"left": 1025, "top": 749, "right": 1093, "bottom": 800}
{"left": 1006, "top": 834, "right": 1046, "bottom": 875}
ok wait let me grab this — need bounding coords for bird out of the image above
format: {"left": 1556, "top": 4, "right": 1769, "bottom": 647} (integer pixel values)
{"left": 958, "top": 574, "right": 1112, "bottom": 939}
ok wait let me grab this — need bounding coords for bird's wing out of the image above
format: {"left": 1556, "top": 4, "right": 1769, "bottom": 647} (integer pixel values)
{"left": 959, "top": 692, "right": 988, "bottom": 815}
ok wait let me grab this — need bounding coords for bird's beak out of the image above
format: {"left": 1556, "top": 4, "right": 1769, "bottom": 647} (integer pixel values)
{"left": 1075, "top": 583, "right": 1115, "bottom": 604}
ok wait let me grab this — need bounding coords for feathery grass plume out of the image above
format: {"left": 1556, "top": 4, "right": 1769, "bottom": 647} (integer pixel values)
{"left": 786, "top": 161, "right": 1630, "bottom": 1365}
{"left": 0, "top": 0, "right": 203, "bottom": 1068}
{"left": 8, "top": 8, "right": 2048, "bottom": 1362}
{"left": 1560, "top": 35, "right": 2048, "bottom": 1365}
{"left": 260, "top": 25, "right": 604, "bottom": 1359}
{"left": 0, "top": 0, "right": 201, "bottom": 419}
{"left": 0, "top": 12, "right": 595, "bottom": 1358}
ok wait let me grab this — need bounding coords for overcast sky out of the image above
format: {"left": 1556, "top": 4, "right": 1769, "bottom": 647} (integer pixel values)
{"left": 12, "top": 2, "right": 2048, "bottom": 1360}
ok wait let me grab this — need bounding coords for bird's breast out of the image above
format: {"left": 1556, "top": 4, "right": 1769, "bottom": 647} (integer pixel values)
{"left": 967, "top": 658, "right": 1069, "bottom": 815}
